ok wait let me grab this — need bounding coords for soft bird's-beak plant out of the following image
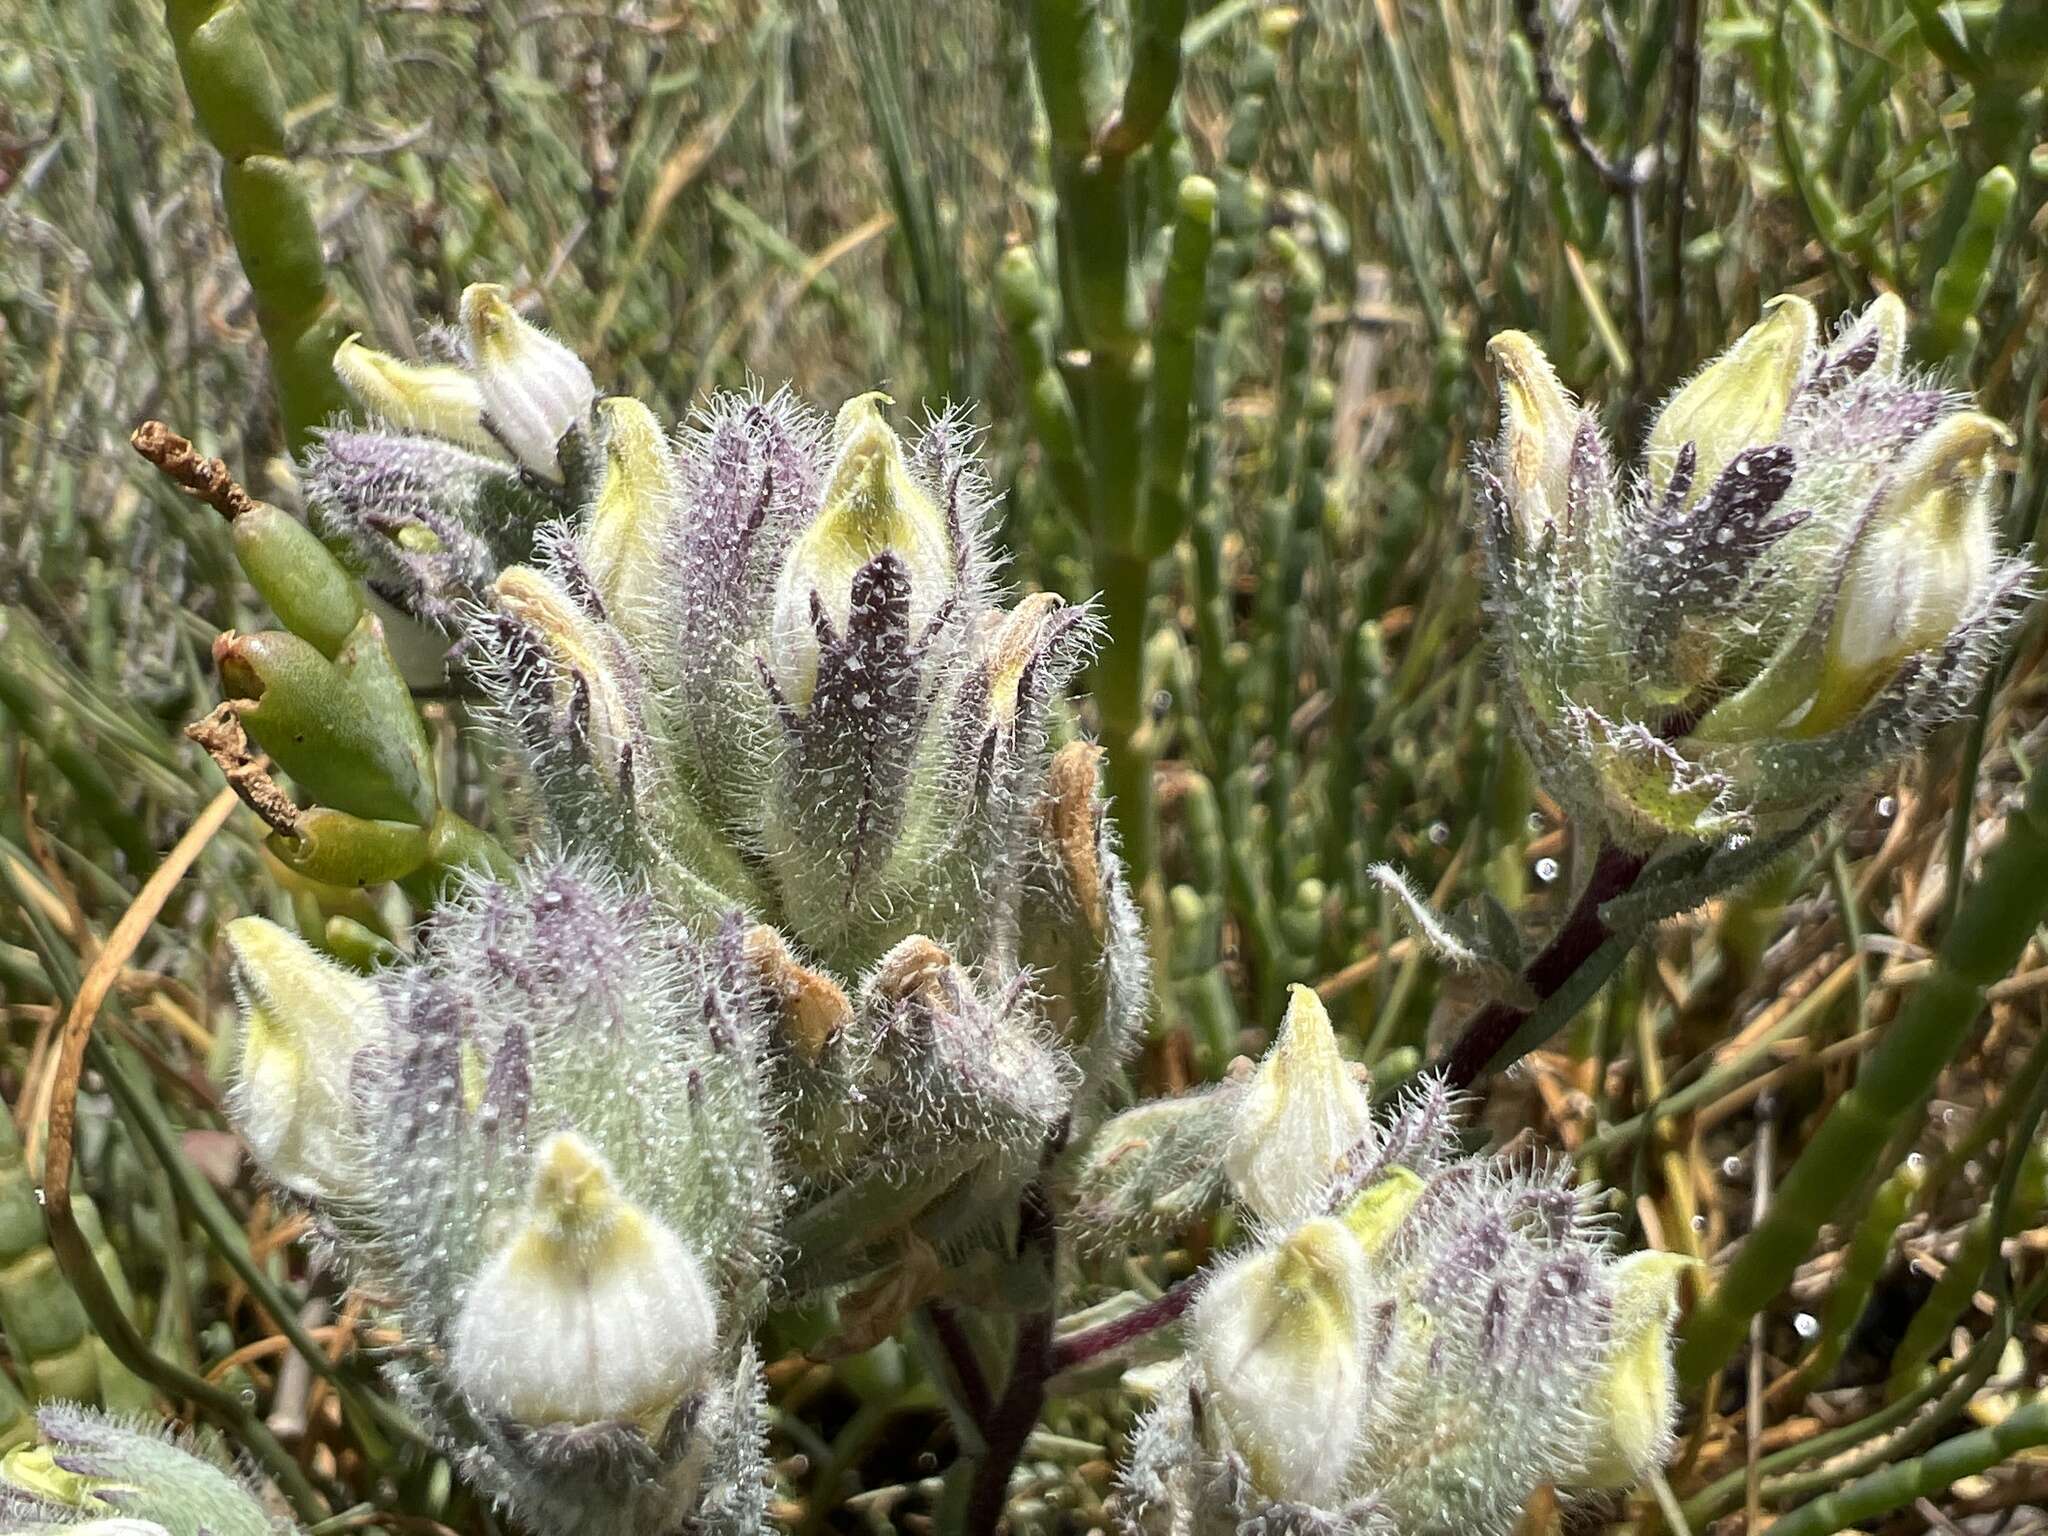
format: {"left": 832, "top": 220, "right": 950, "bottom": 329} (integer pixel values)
{"left": 96, "top": 277, "right": 2023, "bottom": 1535}
{"left": 92, "top": 283, "right": 1749, "bottom": 1536}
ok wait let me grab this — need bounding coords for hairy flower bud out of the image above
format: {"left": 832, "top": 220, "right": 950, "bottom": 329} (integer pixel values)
{"left": 1477, "top": 295, "right": 2030, "bottom": 848}
{"left": 0, "top": 1407, "right": 279, "bottom": 1536}
{"left": 458, "top": 283, "right": 597, "bottom": 480}
{"left": 222, "top": 862, "right": 778, "bottom": 1534}
{"left": 491, "top": 563, "right": 644, "bottom": 794}
{"left": 1119, "top": 1062, "right": 1679, "bottom": 1536}
{"left": 769, "top": 392, "right": 956, "bottom": 709}
{"left": 1223, "top": 984, "right": 1370, "bottom": 1224}
{"left": 223, "top": 916, "right": 382, "bottom": 1200}
{"left": 1190, "top": 1219, "right": 1372, "bottom": 1506}
{"left": 450, "top": 1133, "right": 720, "bottom": 1426}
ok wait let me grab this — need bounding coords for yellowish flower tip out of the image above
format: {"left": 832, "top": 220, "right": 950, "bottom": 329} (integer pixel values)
{"left": 0, "top": 1444, "right": 102, "bottom": 1506}
{"left": 1224, "top": 983, "right": 1371, "bottom": 1224}
{"left": 525, "top": 1132, "right": 630, "bottom": 1255}
{"left": 1193, "top": 1216, "right": 1370, "bottom": 1506}
{"left": 772, "top": 391, "right": 955, "bottom": 707}
{"left": 816, "top": 390, "right": 934, "bottom": 555}
{"left": 1798, "top": 410, "right": 2010, "bottom": 737}
{"left": 1266, "top": 1215, "right": 1368, "bottom": 1309}
{"left": 1575, "top": 1250, "right": 1695, "bottom": 1490}
{"left": 224, "top": 917, "right": 381, "bottom": 1199}
{"left": 1487, "top": 330, "right": 1577, "bottom": 544}
{"left": 1338, "top": 1166, "right": 1425, "bottom": 1256}
{"left": 492, "top": 566, "right": 636, "bottom": 782}
{"left": 984, "top": 592, "right": 1066, "bottom": 728}
{"left": 585, "top": 397, "right": 676, "bottom": 619}
{"left": 450, "top": 1132, "right": 720, "bottom": 1427}
{"left": 494, "top": 566, "right": 608, "bottom": 679}
{"left": 458, "top": 282, "right": 522, "bottom": 361}
{"left": 1646, "top": 293, "right": 1817, "bottom": 503}
{"left": 332, "top": 333, "right": 495, "bottom": 453}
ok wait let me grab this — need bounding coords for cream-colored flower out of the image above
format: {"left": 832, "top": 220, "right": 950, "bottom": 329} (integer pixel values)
{"left": 450, "top": 1133, "right": 719, "bottom": 1427}
{"left": 224, "top": 917, "right": 383, "bottom": 1200}
{"left": 1224, "top": 984, "right": 1372, "bottom": 1224}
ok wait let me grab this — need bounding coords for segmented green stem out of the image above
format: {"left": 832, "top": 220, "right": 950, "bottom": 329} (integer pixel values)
{"left": 1759, "top": 1398, "right": 2048, "bottom": 1536}
{"left": 162, "top": 0, "right": 351, "bottom": 449}
{"left": 1677, "top": 761, "right": 2048, "bottom": 1388}
{"left": 1774, "top": 1150, "right": 1924, "bottom": 1403}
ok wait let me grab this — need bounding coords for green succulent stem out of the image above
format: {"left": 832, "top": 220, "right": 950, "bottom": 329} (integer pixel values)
{"left": 162, "top": 0, "right": 351, "bottom": 450}
{"left": 1758, "top": 1398, "right": 2048, "bottom": 1536}
{"left": 1676, "top": 759, "right": 2048, "bottom": 1390}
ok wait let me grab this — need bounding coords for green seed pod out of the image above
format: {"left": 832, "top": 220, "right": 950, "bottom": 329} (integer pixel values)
{"left": 266, "top": 807, "right": 430, "bottom": 888}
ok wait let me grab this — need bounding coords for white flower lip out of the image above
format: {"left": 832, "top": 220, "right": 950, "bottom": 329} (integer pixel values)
{"left": 459, "top": 283, "right": 598, "bottom": 480}
{"left": 449, "top": 1132, "right": 720, "bottom": 1427}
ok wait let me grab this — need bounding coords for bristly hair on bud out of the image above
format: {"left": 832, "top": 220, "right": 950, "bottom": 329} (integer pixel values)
{"left": 0, "top": 1406, "right": 285, "bottom": 1536}
{"left": 1477, "top": 294, "right": 2031, "bottom": 852}
{"left": 1116, "top": 1061, "right": 1683, "bottom": 1536}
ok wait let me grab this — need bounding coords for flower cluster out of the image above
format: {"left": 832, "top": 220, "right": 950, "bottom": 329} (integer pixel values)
{"left": 1091, "top": 990, "right": 1687, "bottom": 1535}
{"left": 1478, "top": 294, "right": 2027, "bottom": 848}
{"left": 219, "top": 288, "right": 1149, "bottom": 1532}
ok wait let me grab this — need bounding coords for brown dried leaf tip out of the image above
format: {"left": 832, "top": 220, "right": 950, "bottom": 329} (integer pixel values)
{"left": 184, "top": 701, "right": 299, "bottom": 835}
{"left": 1044, "top": 740, "right": 1106, "bottom": 938}
{"left": 130, "top": 419, "right": 258, "bottom": 522}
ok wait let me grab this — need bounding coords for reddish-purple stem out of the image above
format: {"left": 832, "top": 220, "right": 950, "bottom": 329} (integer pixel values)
{"left": 1440, "top": 841, "right": 1649, "bottom": 1089}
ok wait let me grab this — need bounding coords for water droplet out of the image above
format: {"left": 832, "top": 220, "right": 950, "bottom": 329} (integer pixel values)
{"left": 1793, "top": 1312, "right": 1820, "bottom": 1339}
{"left": 1534, "top": 857, "right": 1560, "bottom": 884}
